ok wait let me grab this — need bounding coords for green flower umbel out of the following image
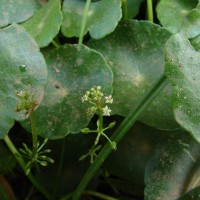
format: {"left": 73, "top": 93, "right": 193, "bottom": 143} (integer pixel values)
{"left": 80, "top": 86, "right": 116, "bottom": 163}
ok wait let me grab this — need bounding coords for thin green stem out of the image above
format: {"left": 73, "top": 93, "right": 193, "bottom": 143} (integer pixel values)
{"left": 30, "top": 112, "right": 38, "bottom": 157}
{"left": 122, "top": 0, "right": 128, "bottom": 20}
{"left": 191, "top": 175, "right": 200, "bottom": 189}
{"left": 101, "top": 132, "right": 113, "bottom": 146}
{"left": 99, "top": 110, "right": 103, "bottom": 132}
{"left": 95, "top": 105, "right": 104, "bottom": 145}
{"left": 78, "top": 0, "right": 91, "bottom": 45}
{"left": 147, "top": 0, "right": 153, "bottom": 22}
{"left": 51, "top": 40, "right": 59, "bottom": 49}
{"left": 60, "top": 190, "right": 119, "bottom": 200}
{"left": 53, "top": 138, "right": 66, "bottom": 200}
{"left": 4, "top": 135, "right": 51, "bottom": 200}
{"left": 72, "top": 75, "right": 168, "bottom": 200}
{"left": 84, "top": 190, "right": 119, "bottom": 200}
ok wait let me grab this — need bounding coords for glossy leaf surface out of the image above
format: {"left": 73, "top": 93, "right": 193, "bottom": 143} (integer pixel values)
{"left": 0, "top": 0, "right": 41, "bottom": 27}
{"left": 165, "top": 33, "right": 200, "bottom": 142}
{"left": 22, "top": 44, "right": 113, "bottom": 139}
{"left": 145, "top": 131, "right": 200, "bottom": 200}
{"left": 0, "top": 24, "right": 47, "bottom": 139}
{"left": 61, "top": 0, "right": 122, "bottom": 39}
{"left": 23, "top": 0, "right": 62, "bottom": 48}
{"left": 89, "top": 20, "right": 178, "bottom": 130}
{"left": 156, "top": 0, "right": 198, "bottom": 33}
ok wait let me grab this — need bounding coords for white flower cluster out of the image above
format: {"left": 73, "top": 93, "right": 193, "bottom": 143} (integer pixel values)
{"left": 81, "top": 86, "right": 113, "bottom": 116}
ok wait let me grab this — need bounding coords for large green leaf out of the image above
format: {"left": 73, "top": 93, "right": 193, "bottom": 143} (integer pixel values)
{"left": 23, "top": 0, "right": 62, "bottom": 48}
{"left": 145, "top": 131, "right": 200, "bottom": 200}
{"left": 165, "top": 33, "right": 200, "bottom": 142}
{"left": 21, "top": 44, "right": 113, "bottom": 139}
{"left": 156, "top": 0, "right": 198, "bottom": 33}
{"left": 88, "top": 20, "right": 178, "bottom": 130}
{"left": 0, "top": 0, "right": 41, "bottom": 28}
{"left": 0, "top": 24, "right": 47, "bottom": 139}
{"left": 61, "top": 0, "right": 122, "bottom": 39}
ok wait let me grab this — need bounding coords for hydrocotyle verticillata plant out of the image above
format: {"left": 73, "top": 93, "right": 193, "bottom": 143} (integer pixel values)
{"left": 0, "top": 0, "right": 200, "bottom": 199}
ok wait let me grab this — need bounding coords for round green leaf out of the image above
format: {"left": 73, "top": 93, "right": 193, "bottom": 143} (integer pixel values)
{"left": 0, "top": 24, "right": 47, "bottom": 139}
{"left": 156, "top": 0, "right": 198, "bottom": 33}
{"left": 61, "top": 0, "right": 122, "bottom": 39}
{"left": 22, "top": 0, "right": 62, "bottom": 48}
{"left": 21, "top": 44, "right": 113, "bottom": 139}
{"left": 88, "top": 20, "right": 178, "bottom": 130}
{"left": 145, "top": 131, "right": 200, "bottom": 200}
{"left": 165, "top": 33, "right": 200, "bottom": 142}
{"left": 0, "top": 0, "right": 41, "bottom": 28}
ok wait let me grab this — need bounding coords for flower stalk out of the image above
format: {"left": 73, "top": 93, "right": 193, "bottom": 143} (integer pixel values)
{"left": 80, "top": 86, "right": 116, "bottom": 163}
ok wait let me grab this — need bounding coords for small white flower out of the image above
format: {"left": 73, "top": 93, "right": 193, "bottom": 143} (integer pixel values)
{"left": 81, "top": 94, "right": 89, "bottom": 103}
{"left": 105, "top": 95, "right": 113, "bottom": 104}
{"left": 102, "top": 106, "right": 111, "bottom": 116}
{"left": 97, "top": 86, "right": 101, "bottom": 90}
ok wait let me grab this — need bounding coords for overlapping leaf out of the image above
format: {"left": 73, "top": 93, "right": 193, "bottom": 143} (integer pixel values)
{"left": 23, "top": 0, "right": 62, "bottom": 48}
{"left": 190, "top": 34, "right": 200, "bottom": 51}
{"left": 105, "top": 122, "right": 167, "bottom": 187}
{"left": 61, "top": 0, "right": 122, "bottom": 39}
{"left": 21, "top": 44, "right": 113, "bottom": 139}
{"left": 165, "top": 33, "right": 200, "bottom": 142}
{"left": 180, "top": 7, "right": 200, "bottom": 39}
{"left": 88, "top": 20, "right": 178, "bottom": 130}
{"left": 127, "top": 0, "right": 144, "bottom": 19}
{"left": 0, "top": 24, "right": 47, "bottom": 139}
{"left": 0, "top": 0, "right": 41, "bottom": 27}
{"left": 156, "top": 0, "right": 198, "bottom": 33}
{"left": 145, "top": 131, "right": 200, "bottom": 200}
